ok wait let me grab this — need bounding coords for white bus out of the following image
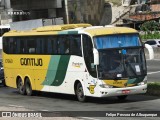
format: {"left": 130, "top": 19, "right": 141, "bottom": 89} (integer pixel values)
{"left": 3, "top": 24, "right": 148, "bottom": 102}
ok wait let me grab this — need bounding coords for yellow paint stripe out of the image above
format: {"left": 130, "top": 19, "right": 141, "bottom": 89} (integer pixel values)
{"left": 103, "top": 80, "right": 128, "bottom": 88}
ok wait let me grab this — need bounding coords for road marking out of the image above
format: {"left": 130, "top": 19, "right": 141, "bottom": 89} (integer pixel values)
{"left": 8, "top": 104, "right": 25, "bottom": 108}
{"left": 147, "top": 71, "right": 160, "bottom": 75}
{"left": 147, "top": 59, "right": 160, "bottom": 61}
{"left": 153, "top": 59, "right": 160, "bottom": 61}
{"left": 80, "top": 117, "right": 101, "bottom": 120}
{"left": 41, "top": 110, "right": 49, "bottom": 111}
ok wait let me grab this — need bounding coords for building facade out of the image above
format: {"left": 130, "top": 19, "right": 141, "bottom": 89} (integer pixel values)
{"left": 0, "top": 0, "right": 105, "bottom": 25}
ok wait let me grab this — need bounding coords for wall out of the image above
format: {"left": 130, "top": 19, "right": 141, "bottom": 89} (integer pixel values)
{"left": 150, "top": 4, "right": 160, "bottom": 12}
{"left": 0, "top": 0, "right": 63, "bottom": 24}
{"left": 67, "top": 0, "right": 105, "bottom": 25}
{"left": 145, "top": 48, "right": 160, "bottom": 59}
{"left": 100, "top": 2, "right": 112, "bottom": 25}
{"left": 1, "top": 0, "right": 106, "bottom": 25}
{"left": 129, "top": 12, "right": 160, "bottom": 21}
{"left": 10, "top": 0, "right": 61, "bottom": 10}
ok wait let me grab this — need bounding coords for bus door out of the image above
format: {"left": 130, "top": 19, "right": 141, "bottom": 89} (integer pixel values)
{"left": 82, "top": 35, "right": 97, "bottom": 94}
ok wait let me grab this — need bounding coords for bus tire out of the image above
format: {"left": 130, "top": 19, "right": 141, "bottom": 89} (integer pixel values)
{"left": 76, "top": 82, "right": 86, "bottom": 102}
{"left": 17, "top": 78, "right": 25, "bottom": 95}
{"left": 2, "top": 79, "right": 6, "bottom": 87}
{"left": 25, "top": 78, "right": 32, "bottom": 96}
{"left": 117, "top": 95, "right": 128, "bottom": 100}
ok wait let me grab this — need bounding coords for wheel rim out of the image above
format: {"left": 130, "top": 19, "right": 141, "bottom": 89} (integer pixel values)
{"left": 77, "top": 85, "right": 84, "bottom": 100}
{"left": 26, "top": 82, "right": 31, "bottom": 94}
{"left": 18, "top": 81, "right": 24, "bottom": 93}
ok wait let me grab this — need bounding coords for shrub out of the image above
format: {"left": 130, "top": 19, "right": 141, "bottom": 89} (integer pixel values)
{"left": 147, "top": 82, "right": 160, "bottom": 96}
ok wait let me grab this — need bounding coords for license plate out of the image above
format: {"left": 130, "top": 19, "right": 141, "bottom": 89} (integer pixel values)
{"left": 122, "top": 90, "right": 130, "bottom": 94}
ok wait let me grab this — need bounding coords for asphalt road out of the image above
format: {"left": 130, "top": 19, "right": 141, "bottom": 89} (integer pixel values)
{"left": 0, "top": 60, "right": 159, "bottom": 120}
{"left": 147, "top": 59, "right": 160, "bottom": 82}
{"left": 0, "top": 86, "right": 160, "bottom": 120}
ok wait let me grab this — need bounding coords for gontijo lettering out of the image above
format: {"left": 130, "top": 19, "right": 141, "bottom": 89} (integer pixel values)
{"left": 20, "top": 58, "right": 43, "bottom": 66}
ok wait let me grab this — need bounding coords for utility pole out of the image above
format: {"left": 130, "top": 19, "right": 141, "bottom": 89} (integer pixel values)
{"left": 64, "top": 0, "right": 69, "bottom": 24}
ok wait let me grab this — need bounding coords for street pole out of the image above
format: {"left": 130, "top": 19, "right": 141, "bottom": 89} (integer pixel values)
{"left": 64, "top": 0, "right": 69, "bottom": 24}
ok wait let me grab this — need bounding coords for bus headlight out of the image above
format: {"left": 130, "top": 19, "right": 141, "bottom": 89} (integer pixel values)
{"left": 99, "top": 84, "right": 113, "bottom": 88}
{"left": 138, "top": 77, "right": 147, "bottom": 86}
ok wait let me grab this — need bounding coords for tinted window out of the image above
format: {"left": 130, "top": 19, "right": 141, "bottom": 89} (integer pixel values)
{"left": 8, "top": 38, "right": 17, "bottom": 54}
{"left": 145, "top": 41, "right": 156, "bottom": 45}
{"left": 16, "top": 37, "right": 26, "bottom": 54}
{"left": 58, "top": 36, "right": 68, "bottom": 54}
{"left": 69, "top": 35, "right": 82, "bottom": 56}
{"left": 3, "top": 35, "right": 82, "bottom": 56}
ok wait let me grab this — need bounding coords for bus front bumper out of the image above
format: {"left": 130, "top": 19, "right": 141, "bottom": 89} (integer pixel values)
{"left": 97, "top": 84, "right": 147, "bottom": 97}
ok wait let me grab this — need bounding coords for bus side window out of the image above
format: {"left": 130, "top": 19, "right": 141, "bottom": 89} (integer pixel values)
{"left": 48, "top": 37, "right": 52, "bottom": 54}
{"left": 15, "top": 37, "right": 25, "bottom": 54}
{"left": 27, "top": 38, "right": 36, "bottom": 54}
{"left": 70, "top": 35, "right": 82, "bottom": 56}
{"left": 9, "top": 38, "right": 16, "bottom": 54}
{"left": 3, "top": 37, "right": 10, "bottom": 54}
{"left": 16, "top": 38, "right": 21, "bottom": 54}
{"left": 47, "top": 36, "right": 58, "bottom": 54}
{"left": 58, "top": 36, "right": 69, "bottom": 54}
{"left": 64, "top": 38, "right": 70, "bottom": 54}
{"left": 53, "top": 38, "right": 58, "bottom": 54}
{"left": 36, "top": 37, "right": 46, "bottom": 54}
{"left": 36, "top": 37, "right": 41, "bottom": 54}
{"left": 83, "top": 35, "right": 97, "bottom": 77}
{"left": 37, "top": 37, "right": 47, "bottom": 54}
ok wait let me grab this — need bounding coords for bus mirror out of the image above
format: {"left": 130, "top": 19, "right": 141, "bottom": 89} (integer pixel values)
{"left": 93, "top": 48, "right": 99, "bottom": 65}
{"left": 145, "top": 44, "right": 154, "bottom": 60}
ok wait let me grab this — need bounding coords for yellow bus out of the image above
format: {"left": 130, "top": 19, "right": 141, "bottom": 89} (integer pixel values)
{"left": 2, "top": 24, "right": 147, "bottom": 102}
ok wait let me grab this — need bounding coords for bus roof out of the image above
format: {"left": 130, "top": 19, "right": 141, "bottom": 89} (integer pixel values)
{"left": 3, "top": 24, "right": 138, "bottom": 37}
{"left": 82, "top": 26, "right": 138, "bottom": 37}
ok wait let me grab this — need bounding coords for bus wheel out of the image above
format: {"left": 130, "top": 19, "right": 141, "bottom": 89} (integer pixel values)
{"left": 25, "top": 78, "right": 32, "bottom": 96}
{"left": 2, "top": 79, "right": 6, "bottom": 87}
{"left": 17, "top": 78, "right": 25, "bottom": 95}
{"left": 117, "top": 95, "right": 128, "bottom": 100}
{"left": 76, "top": 82, "right": 86, "bottom": 102}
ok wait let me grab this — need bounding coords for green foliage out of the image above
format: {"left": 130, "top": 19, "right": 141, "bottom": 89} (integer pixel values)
{"left": 147, "top": 82, "right": 160, "bottom": 96}
{"left": 140, "top": 20, "right": 160, "bottom": 40}
{"left": 148, "top": 82, "right": 160, "bottom": 90}
{"left": 140, "top": 33, "right": 160, "bottom": 40}
{"left": 140, "top": 20, "right": 160, "bottom": 33}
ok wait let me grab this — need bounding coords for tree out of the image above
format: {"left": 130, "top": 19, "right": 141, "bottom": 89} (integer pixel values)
{"left": 140, "top": 20, "right": 160, "bottom": 39}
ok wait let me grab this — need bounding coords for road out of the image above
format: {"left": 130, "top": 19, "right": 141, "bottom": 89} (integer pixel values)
{"left": 0, "top": 60, "right": 159, "bottom": 120}
{"left": 0, "top": 87, "right": 160, "bottom": 120}
{"left": 147, "top": 59, "right": 160, "bottom": 82}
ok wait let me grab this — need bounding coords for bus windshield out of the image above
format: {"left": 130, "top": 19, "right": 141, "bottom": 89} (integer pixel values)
{"left": 94, "top": 34, "right": 147, "bottom": 79}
